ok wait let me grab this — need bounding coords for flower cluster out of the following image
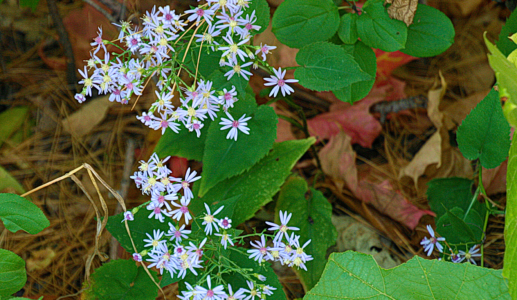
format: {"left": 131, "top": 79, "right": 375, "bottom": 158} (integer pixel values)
{"left": 130, "top": 153, "right": 200, "bottom": 223}
{"left": 178, "top": 276, "right": 276, "bottom": 300}
{"left": 420, "top": 225, "right": 481, "bottom": 265}
{"left": 248, "top": 210, "right": 313, "bottom": 271}
{"left": 74, "top": 1, "right": 297, "bottom": 142}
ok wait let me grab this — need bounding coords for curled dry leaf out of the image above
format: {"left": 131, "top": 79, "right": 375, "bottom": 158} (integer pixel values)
{"left": 385, "top": 0, "right": 418, "bottom": 26}
{"left": 319, "top": 131, "right": 433, "bottom": 229}
{"left": 398, "top": 75, "right": 473, "bottom": 195}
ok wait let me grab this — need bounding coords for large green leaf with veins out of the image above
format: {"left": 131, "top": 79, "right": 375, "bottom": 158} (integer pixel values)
{"left": 305, "top": 251, "right": 510, "bottom": 299}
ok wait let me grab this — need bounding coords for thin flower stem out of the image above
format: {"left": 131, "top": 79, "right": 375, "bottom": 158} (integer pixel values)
{"left": 194, "top": 25, "right": 210, "bottom": 88}
{"left": 478, "top": 168, "right": 490, "bottom": 268}
{"left": 345, "top": 0, "right": 360, "bottom": 14}
{"left": 171, "top": 20, "right": 205, "bottom": 97}
{"left": 282, "top": 96, "right": 323, "bottom": 171}
{"left": 463, "top": 186, "right": 481, "bottom": 221}
{"left": 278, "top": 115, "right": 305, "bottom": 130}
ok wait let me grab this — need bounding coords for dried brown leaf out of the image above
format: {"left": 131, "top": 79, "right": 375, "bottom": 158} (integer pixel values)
{"left": 62, "top": 96, "right": 114, "bottom": 137}
{"left": 386, "top": 0, "right": 418, "bottom": 26}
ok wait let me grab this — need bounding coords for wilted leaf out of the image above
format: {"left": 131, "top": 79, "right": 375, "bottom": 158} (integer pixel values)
{"left": 386, "top": 0, "right": 418, "bottom": 26}
{"left": 62, "top": 96, "right": 114, "bottom": 137}
{"left": 308, "top": 93, "right": 383, "bottom": 148}
{"left": 319, "top": 131, "right": 433, "bottom": 229}
{"left": 26, "top": 248, "right": 56, "bottom": 272}
{"left": 319, "top": 131, "right": 357, "bottom": 192}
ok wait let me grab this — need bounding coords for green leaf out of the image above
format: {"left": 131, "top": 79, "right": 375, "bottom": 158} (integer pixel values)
{"left": 427, "top": 177, "right": 476, "bottom": 220}
{"left": 199, "top": 96, "right": 277, "bottom": 195}
{"left": 485, "top": 34, "right": 517, "bottom": 106}
{"left": 19, "top": 0, "right": 39, "bottom": 11}
{"left": 85, "top": 259, "right": 158, "bottom": 300}
{"left": 505, "top": 137, "right": 517, "bottom": 298}
{"left": 497, "top": 10, "right": 517, "bottom": 57}
{"left": 209, "top": 68, "right": 248, "bottom": 99}
{"left": 222, "top": 250, "right": 287, "bottom": 300}
{"left": 275, "top": 176, "right": 337, "bottom": 291}
{"left": 180, "top": 46, "right": 222, "bottom": 79}
{"left": 0, "top": 106, "right": 28, "bottom": 149}
{"left": 305, "top": 251, "right": 510, "bottom": 299}
{"left": 427, "top": 178, "right": 487, "bottom": 244}
{"left": 456, "top": 89, "right": 511, "bottom": 169}
{"left": 436, "top": 206, "right": 484, "bottom": 244}
{"left": 192, "top": 138, "right": 315, "bottom": 225}
{"left": 446, "top": 207, "right": 476, "bottom": 241}
{"left": 155, "top": 126, "right": 210, "bottom": 161}
{"left": 400, "top": 4, "right": 455, "bottom": 57}
{"left": 0, "top": 193, "right": 49, "bottom": 234}
{"left": 0, "top": 249, "right": 26, "bottom": 298}
{"left": 337, "top": 13, "right": 358, "bottom": 44}
{"left": 356, "top": 0, "right": 407, "bottom": 52}
{"left": 272, "top": 0, "right": 339, "bottom": 49}
{"left": 295, "top": 42, "right": 372, "bottom": 92}
{"left": 332, "top": 42, "right": 377, "bottom": 104}
{"left": 106, "top": 208, "right": 170, "bottom": 254}
{"left": 244, "top": 0, "right": 270, "bottom": 35}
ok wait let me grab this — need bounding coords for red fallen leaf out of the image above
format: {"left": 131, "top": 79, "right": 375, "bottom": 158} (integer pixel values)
{"left": 169, "top": 156, "right": 188, "bottom": 178}
{"left": 374, "top": 49, "right": 417, "bottom": 85}
{"left": 320, "top": 131, "right": 434, "bottom": 229}
{"left": 308, "top": 84, "right": 399, "bottom": 148}
{"left": 482, "top": 161, "right": 507, "bottom": 196}
{"left": 63, "top": 4, "right": 119, "bottom": 70}
{"left": 355, "top": 177, "right": 434, "bottom": 230}
{"left": 270, "top": 102, "right": 297, "bottom": 142}
{"left": 38, "top": 39, "right": 67, "bottom": 71}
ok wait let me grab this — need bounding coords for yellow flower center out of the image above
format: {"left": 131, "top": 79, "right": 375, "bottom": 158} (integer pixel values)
{"left": 188, "top": 107, "right": 196, "bottom": 117}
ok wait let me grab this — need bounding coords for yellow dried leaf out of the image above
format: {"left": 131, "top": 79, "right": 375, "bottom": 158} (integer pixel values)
{"left": 386, "top": 0, "right": 418, "bottom": 26}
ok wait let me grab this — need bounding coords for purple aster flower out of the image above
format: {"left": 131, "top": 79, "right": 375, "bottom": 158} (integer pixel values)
{"left": 458, "top": 245, "right": 481, "bottom": 265}
{"left": 263, "top": 67, "right": 298, "bottom": 97}
{"left": 219, "top": 112, "right": 251, "bottom": 141}
{"left": 420, "top": 225, "right": 445, "bottom": 256}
